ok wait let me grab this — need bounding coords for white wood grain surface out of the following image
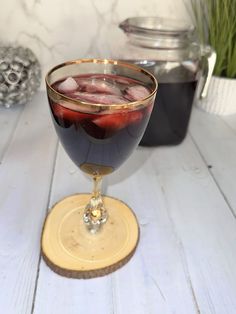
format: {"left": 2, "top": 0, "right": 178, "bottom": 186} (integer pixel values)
{"left": 0, "top": 94, "right": 57, "bottom": 314}
{"left": 190, "top": 107, "right": 236, "bottom": 212}
{"left": 33, "top": 145, "right": 114, "bottom": 314}
{"left": 0, "top": 105, "right": 24, "bottom": 161}
{"left": 1, "top": 94, "right": 236, "bottom": 314}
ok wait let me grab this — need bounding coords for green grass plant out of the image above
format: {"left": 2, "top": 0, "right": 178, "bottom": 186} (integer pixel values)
{"left": 189, "top": 0, "right": 236, "bottom": 78}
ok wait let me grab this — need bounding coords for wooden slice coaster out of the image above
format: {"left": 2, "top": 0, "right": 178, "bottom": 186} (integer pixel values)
{"left": 41, "top": 194, "right": 139, "bottom": 279}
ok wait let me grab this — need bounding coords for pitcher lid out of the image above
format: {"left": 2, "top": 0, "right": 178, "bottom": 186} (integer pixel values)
{"left": 119, "top": 17, "right": 194, "bottom": 35}
{"left": 119, "top": 17, "right": 196, "bottom": 49}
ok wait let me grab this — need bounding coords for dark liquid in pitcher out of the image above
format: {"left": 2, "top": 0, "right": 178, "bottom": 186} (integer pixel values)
{"left": 128, "top": 60, "right": 198, "bottom": 146}
{"left": 140, "top": 80, "right": 197, "bottom": 146}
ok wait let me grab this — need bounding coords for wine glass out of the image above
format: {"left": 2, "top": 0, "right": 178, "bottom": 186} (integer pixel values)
{"left": 42, "top": 59, "right": 157, "bottom": 278}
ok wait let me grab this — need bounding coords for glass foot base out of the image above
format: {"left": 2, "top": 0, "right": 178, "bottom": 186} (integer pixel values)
{"left": 41, "top": 194, "right": 139, "bottom": 279}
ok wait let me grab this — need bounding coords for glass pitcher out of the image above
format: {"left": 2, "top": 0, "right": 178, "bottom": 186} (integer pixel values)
{"left": 117, "top": 17, "right": 216, "bottom": 146}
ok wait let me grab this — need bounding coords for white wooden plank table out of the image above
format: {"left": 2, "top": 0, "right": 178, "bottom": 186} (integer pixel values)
{"left": 1, "top": 92, "right": 236, "bottom": 314}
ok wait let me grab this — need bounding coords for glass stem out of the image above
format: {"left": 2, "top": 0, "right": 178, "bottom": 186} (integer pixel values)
{"left": 83, "top": 176, "right": 108, "bottom": 233}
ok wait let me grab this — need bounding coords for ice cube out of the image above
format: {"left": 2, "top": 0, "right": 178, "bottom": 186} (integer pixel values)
{"left": 57, "top": 77, "right": 78, "bottom": 93}
{"left": 73, "top": 92, "right": 127, "bottom": 104}
{"left": 92, "top": 74, "right": 133, "bottom": 85}
{"left": 76, "top": 78, "right": 121, "bottom": 95}
{"left": 125, "top": 85, "right": 150, "bottom": 101}
{"left": 113, "top": 76, "right": 133, "bottom": 85}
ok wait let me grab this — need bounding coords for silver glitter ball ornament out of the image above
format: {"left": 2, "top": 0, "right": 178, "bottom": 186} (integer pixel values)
{"left": 0, "top": 46, "right": 41, "bottom": 108}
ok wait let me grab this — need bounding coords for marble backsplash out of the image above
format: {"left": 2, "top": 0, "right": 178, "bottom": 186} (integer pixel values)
{"left": 0, "top": 0, "right": 190, "bottom": 89}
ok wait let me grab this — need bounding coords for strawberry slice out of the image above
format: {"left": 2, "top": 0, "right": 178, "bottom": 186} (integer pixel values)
{"left": 52, "top": 103, "right": 91, "bottom": 122}
{"left": 146, "top": 103, "right": 154, "bottom": 115}
{"left": 93, "top": 110, "right": 143, "bottom": 130}
{"left": 128, "top": 110, "right": 143, "bottom": 124}
{"left": 93, "top": 113, "right": 128, "bottom": 130}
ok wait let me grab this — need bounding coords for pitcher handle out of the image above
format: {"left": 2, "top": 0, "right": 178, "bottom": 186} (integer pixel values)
{"left": 199, "top": 45, "right": 216, "bottom": 99}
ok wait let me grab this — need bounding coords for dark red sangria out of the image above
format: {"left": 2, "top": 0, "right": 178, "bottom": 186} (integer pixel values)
{"left": 43, "top": 60, "right": 157, "bottom": 274}
{"left": 48, "top": 73, "right": 154, "bottom": 176}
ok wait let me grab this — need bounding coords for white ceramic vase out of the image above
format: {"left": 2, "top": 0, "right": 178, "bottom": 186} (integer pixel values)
{"left": 197, "top": 76, "right": 236, "bottom": 115}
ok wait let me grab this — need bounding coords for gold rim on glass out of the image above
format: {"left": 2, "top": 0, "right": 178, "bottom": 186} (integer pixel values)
{"left": 45, "top": 58, "right": 158, "bottom": 112}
